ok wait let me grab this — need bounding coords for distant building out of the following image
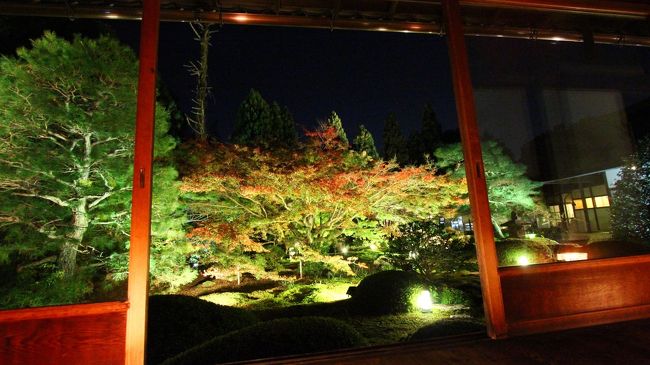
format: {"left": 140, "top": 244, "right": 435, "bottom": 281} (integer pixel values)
{"left": 540, "top": 167, "right": 621, "bottom": 235}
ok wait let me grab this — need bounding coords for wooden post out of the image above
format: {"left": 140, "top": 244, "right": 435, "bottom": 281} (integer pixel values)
{"left": 125, "top": 1, "right": 160, "bottom": 364}
{"left": 442, "top": 0, "right": 508, "bottom": 338}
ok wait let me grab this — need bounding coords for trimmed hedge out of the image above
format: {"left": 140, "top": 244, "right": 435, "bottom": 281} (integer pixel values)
{"left": 147, "top": 295, "right": 258, "bottom": 365}
{"left": 162, "top": 316, "right": 369, "bottom": 365}
{"left": 408, "top": 319, "right": 485, "bottom": 341}
{"left": 348, "top": 270, "right": 429, "bottom": 315}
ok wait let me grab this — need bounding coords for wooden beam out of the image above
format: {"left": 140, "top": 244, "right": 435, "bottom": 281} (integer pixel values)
{"left": 442, "top": 0, "right": 507, "bottom": 339}
{"left": 0, "top": 301, "right": 128, "bottom": 322}
{"left": 125, "top": 0, "right": 160, "bottom": 364}
{"left": 461, "top": 0, "right": 650, "bottom": 18}
{"left": 0, "top": 303, "right": 128, "bottom": 365}
{"left": 2, "top": 4, "right": 650, "bottom": 46}
{"left": 500, "top": 255, "right": 650, "bottom": 335}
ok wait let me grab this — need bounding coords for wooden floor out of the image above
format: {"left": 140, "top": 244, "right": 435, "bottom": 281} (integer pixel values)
{"left": 238, "top": 318, "right": 650, "bottom": 365}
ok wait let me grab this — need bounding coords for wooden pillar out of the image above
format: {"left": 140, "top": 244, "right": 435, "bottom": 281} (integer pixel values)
{"left": 442, "top": 0, "right": 508, "bottom": 338}
{"left": 125, "top": 1, "right": 160, "bottom": 364}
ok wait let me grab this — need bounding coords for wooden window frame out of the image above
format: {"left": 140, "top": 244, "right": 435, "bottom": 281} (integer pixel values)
{"left": 2, "top": 1, "right": 650, "bottom": 364}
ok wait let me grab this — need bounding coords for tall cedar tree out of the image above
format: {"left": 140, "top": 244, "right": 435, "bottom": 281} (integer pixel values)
{"left": 232, "top": 89, "right": 272, "bottom": 147}
{"left": 231, "top": 89, "right": 297, "bottom": 148}
{"left": 382, "top": 113, "right": 408, "bottom": 165}
{"left": 408, "top": 104, "right": 443, "bottom": 165}
{"left": 353, "top": 125, "right": 379, "bottom": 159}
{"left": 270, "top": 102, "right": 298, "bottom": 148}
{"left": 435, "top": 141, "right": 542, "bottom": 238}
{"left": 325, "top": 111, "right": 349, "bottom": 146}
{"left": 0, "top": 34, "right": 190, "bottom": 306}
{"left": 611, "top": 136, "right": 650, "bottom": 243}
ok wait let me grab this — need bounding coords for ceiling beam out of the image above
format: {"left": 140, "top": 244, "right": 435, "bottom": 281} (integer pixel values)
{"left": 460, "top": 0, "right": 650, "bottom": 19}
{"left": 1, "top": 2, "right": 649, "bottom": 46}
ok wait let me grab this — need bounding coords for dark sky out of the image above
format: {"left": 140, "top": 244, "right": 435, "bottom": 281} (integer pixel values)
{"left": 111, "top": 21, "right": 458, "bottom": 147}
{"left": 3, "top": 15, "right": 649, "bottom": 159}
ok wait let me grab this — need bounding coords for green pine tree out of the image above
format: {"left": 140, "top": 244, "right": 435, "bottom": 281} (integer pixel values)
{"left": 611, "top": 137, "right": 650, "bottom": 243}
{"left": 231, "top": 89, "right": 272, "bottom": 147}
{"left": 435, "top": 141, "right": 542, "bottom": 238}
{"left": 421, "top": 104, "right": 443, "bottom": 159}
{"left": 270, "top": 102, "right": 298, "bottom": 148}
{"left": 0, "top": 33, "right": 190, "bottom": 307}
{"left": 325, "top": 111, "right": 349, "bottom": 146}
{"left": 407, "top": 132, "right": 424, "bottom": 165}
{"left": 353, "top": 125, "right": 379, "bottom": 159}
{"left": 407, "top": 104, "right": 443, "bottom": 165}
{"left": 382, "top": 113, "right": 408, "bottom": 165}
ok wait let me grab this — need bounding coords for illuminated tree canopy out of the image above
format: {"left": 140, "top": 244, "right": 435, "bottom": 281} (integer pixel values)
{"left": 434, "top": 141, "right": 542, "bottom": 237}
{"left": 180, "top": 127, "right": 464, "bottom": 272}
{"left": 0, "top": 33, "right": 190, "bottom": 307}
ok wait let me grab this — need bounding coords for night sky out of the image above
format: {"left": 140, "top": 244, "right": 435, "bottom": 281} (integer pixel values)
{"left": 3, "top": 15, "right": 650, "bottom": 161}
{"left": 110, "top": 21, "right": 458, "bottom": 147}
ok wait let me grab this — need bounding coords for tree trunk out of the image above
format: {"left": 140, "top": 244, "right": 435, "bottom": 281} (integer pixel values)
{"left": 59, "top": 199, "right": 89, "bottom": 277}
{"left": 492, "top": 217, "right": 505, "bottom": 239}
{"left": 59, "top": 242, "right": 78, "bottom": 277}
{"left": 178, "top": 278, "right": 281, "bottom": 297}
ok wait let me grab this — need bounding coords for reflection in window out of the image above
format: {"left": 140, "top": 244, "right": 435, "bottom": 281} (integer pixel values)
{"left": 469, "top": 37, "right": 650, "bottom": 266}
{"left": 594, "top": 196, "right": 611, "bottom": 208}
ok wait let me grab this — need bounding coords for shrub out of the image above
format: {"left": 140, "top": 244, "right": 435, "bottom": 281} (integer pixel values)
{"left": 386, "top": 221, "right": 476, "bottom": 278}
{"left": 277, "top": 284, "right": 318, "bottom": 304}
{"left": 408, "top": 319, "right": 485, "bottom": 341}
{"left": 433, "top": 286, "right": 469, "bottom": 306}
{"left": 496, "top": 238, "right": 556, "bottom": 266}
{"left": 147, "top": 295, "right": 258, "bottom": 365}
{"left": 162, "top": 317, "right": 368, "bottom": 365}
{"left": 348, "top": 270, "right": 430, "bottom": 314}
{"left": 302, "top": 261, "right": 332, "bottom": 279}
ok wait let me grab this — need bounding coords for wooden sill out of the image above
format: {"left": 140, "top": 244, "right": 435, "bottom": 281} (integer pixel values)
{"left": 0, "top": 301, "right": 129, "bottom": 322}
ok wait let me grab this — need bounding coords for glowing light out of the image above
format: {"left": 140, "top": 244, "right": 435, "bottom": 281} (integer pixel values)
{"left": 524, "top": 233, "right": 537, "bottom": 239}
{"left": 341, "top": 246, "right": 349, "bottom": 255}
{"left": 409, "top": 25, "right": 422, "bottom": 30}
{"left": 557, "top": 252, "right": 588, "bottom": 261}
{"left": 377, "top": 27, "right": 388, "bottom": 32}
{"left": 233, "top": 15, "right": 249, "bottom": 22}
{"left": 551, "top": 36, "right": 565, "bottom": 41}
{"left": 517, "top": 255, "right": 530, "bottom": 266}
{"left": 103, "top": 11, "right": 120, "bottom": 19}
{"left": 414, "top": 290, "right": 433, "bottom": 312}
{"left": 631, "top": 165, "right": 637, "bottom": 170}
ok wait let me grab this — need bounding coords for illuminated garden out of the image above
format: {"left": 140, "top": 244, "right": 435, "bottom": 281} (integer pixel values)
{"left": 1, "top": 24, "right": 650, "bottom": 365}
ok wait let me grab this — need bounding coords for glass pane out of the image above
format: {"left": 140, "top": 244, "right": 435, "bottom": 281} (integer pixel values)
{"left": 125, "top": 20, "right": 487, "bottom": 364}
{"left": 0, "top": 18, "right": 136, "bottom": 308}
{"left": 468, "top": 33, "right": 650, "bottom": 267}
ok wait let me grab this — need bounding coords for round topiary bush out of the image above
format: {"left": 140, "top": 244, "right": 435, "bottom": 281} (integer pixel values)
{"left": 496, "top": 238, "right": 557, "bottom": 266}
{"left": 348, "top": 270, "right": 430, "bottom": 315}
{"left": 408, "top": 319, "right": 485, "bottom": 341}
{"left": 162, "top": 316, "right": 369, "bottom": 365}
{"left": 147, "top": 295, "right": 258, "bottom": 365}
